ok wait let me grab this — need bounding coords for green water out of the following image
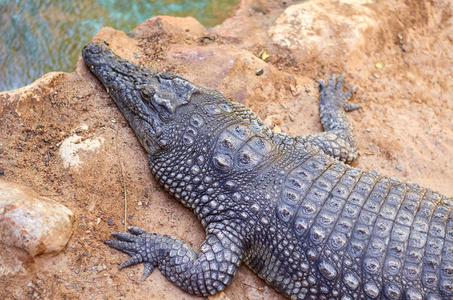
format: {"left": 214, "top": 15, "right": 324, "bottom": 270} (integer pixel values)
{"left": 0, "top": 0, "right": 238, "bottom": 92}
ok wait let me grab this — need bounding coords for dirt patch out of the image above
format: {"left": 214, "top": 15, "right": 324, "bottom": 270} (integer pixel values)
{"left": 0, "top": 0, "right": 452, "bottom": 299}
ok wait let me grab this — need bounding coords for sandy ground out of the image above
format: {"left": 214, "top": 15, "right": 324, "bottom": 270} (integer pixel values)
{"left": 0, "top": 0, "right": 452, "bottom": 299}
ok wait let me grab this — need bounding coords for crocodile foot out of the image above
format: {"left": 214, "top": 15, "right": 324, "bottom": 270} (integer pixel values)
{"left": 319, "top": 74, "right": 362, "bottom": 112}
{"left": 106, "top": 226, "right": 156, "bottom": 281}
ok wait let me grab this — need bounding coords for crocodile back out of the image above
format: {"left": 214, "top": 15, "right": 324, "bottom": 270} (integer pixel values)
{"left": 244, "top": 152, "right": 453, "bottom": 299}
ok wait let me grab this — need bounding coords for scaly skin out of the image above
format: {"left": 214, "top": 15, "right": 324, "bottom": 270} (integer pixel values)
{"left": 82, "top": 42, "right": 453, "bottom": 299}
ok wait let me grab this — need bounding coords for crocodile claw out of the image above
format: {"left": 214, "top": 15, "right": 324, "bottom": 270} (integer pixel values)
{"left": 106, "top": 226, "right": 155, "bottom": 281}
{"left": 345, "top": 101, "right": 362, "bottom": 112}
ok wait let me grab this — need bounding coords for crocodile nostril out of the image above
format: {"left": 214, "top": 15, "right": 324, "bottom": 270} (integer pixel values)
{"left": 90, "top": 43, "right": 102, "bottom": 54}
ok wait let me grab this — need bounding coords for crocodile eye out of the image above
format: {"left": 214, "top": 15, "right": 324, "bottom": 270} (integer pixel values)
{"left": 141, "top": 88, "right": 150, "bottom": 99}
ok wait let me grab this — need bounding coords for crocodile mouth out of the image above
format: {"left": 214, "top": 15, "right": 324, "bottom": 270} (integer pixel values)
{"left": 82, "top": 42, "right": 163, "bottom": 154}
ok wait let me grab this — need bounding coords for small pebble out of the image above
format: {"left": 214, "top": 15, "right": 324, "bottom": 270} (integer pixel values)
{"left": 108, "top": 219, "right": 115, "bottom": 226}
{"left": 0, "top": 169, "right": 4, "bottom": 175}
{"left": 396, "top": 165, "right": 403, "bottom": 171}
{"left": 375, "top": 62, "right": 385, "bottom": 69}
{"left": 366, "top": 128, "right": 371, "bottom": 132}
{"left": 137, "top": 201, "right": 142, "bottom": 206}
{"left": 255, "top": 69, "right": 264, "bottom": 76}
{"left": 373, "top": 73, "right": 379, "bottom": 79}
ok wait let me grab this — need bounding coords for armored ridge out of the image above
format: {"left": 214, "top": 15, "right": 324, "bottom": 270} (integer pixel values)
{"left": 82, "top": 41, "right": 453, "bottom": 299}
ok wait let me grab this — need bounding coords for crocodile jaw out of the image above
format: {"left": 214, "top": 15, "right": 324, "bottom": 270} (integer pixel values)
{"left": 82, "top": 42, "right": 164, "bottom": 154}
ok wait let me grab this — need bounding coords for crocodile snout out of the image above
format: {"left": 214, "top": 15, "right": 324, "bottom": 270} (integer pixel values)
{"left": 82, "top": 42, "right": 112, "bottom": 68}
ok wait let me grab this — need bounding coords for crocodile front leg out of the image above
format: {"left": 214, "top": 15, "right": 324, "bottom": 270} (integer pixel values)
{"left": 106, "top": 226, "right": 245, "bottom": 296}
{"left": 304, "top": 74, "right": 361, "bottom": 164}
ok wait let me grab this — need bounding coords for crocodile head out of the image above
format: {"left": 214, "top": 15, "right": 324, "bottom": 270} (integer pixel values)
{"left": 82, "top": 42, "right": 198, "bottom": 155}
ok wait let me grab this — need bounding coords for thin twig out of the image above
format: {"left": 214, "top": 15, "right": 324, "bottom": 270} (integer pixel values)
{"left": 115, "top": 127, "right": 128, "bottom": 231}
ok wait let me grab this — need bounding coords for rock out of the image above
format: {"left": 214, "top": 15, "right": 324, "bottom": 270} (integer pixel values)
{"left": 208, "top": 0, "right": 269, "bottom": 43}
{"left": 167, "top": 44, "right": 265, "bottom": 77}
{"left": 59, "top": 134, "right": 104, "bottom": 169}
{"left": 0, "top": 180, "right": 74, "bottom": 257}
{"left": 0, "top": 243, "right": 32, "bottom": 277}
{"left": 165, "top": 44, "right": 269, "bottom": 104}
{"left": 131, "top": 15, "right": 207, "bottom": 38}
{"left": 90, "top": 27, "right": 140, "bottom": 62}
{"left": 269, "top": 0, "right": 376, "bottom": 59}
{"left": 211, "top": 15, "right": 252, "bottom": 42}
{"left": 0, "top": 72, "right": 68, "bottom": 117}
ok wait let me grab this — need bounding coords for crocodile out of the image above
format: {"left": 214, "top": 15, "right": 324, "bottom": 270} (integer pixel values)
{"left": 82, "top": 41, "right": 453, "bottom": 300}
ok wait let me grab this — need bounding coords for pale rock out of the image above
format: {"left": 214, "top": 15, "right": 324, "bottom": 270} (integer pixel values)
{"left": 269, "top": 0, "right": 377, "bottom": 59}
{"left": 0, "top": 180, "right": 74, "bottom": 258}
{"left": 59, "top": 134, "right": 104, "bottom": 169}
